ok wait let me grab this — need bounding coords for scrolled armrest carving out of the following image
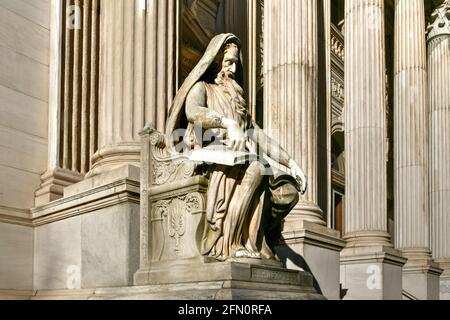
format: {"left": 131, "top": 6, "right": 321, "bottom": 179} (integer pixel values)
{"left": 142, "top": 123, "right": 201, "bottom": 186}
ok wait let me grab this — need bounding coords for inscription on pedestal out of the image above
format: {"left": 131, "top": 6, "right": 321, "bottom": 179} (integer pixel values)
{"left": 251, "top": 267, "right": 299, "bottom": 284}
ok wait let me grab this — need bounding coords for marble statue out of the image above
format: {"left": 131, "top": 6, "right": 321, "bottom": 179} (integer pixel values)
{"left": 165, "top": 33, "right": 307, "bottom": 262}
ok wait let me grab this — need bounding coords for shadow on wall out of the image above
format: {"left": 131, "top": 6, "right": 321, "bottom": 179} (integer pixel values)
{"left": 275, "top": 244, "right": 323, "bottom": 295}
{"left": 275, "top": 244, "right": 348, "bottom": 300}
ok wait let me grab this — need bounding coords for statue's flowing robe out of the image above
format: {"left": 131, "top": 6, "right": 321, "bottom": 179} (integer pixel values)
{"left": 195, "top": 81, "right": 268, "bottom": 260}
{"left": 197, "top": 82, "right": 298, "bottom": 261}
{"left": 165, "top": 33, "right": 300, "bottom": 261}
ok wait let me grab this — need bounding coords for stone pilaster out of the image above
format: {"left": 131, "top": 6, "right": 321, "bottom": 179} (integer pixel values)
{"left": 340, "top": 0, "right": 406, "bottom": 300}
{"left": 89, "top": 0, "right": 177, "bottom": 176}
{"left": 35, "top": 0, "right": 85, "bottom": 207}
{"left": 427, "top": 0, "right": 450, "bottom": 300}
{"left": 394, "top": 0, "right": 442, "bottom": 300}
{"left": 264, "top": 0, "right": 345, "bottom": 300}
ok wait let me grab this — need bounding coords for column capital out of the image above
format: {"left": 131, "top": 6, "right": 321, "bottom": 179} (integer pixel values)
{"left": 427, "top": 0, "right": 450, "bottom": 41}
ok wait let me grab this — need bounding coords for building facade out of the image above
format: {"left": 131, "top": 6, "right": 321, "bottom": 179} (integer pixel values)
{"left": 0, "top": 0, "right": 449, "bottom": 300}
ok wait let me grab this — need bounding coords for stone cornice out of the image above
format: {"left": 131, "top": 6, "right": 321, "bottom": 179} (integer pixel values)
{"left": 0, "top": 206, "right": 33, "bottom": 227}
{"left": 0, "top": 178, "right": 139, "bottom": 228}
{"left": 340, "top": 245, "right": 407, "bottom": 267}
{"left": 427, "top": 0, "right": 450, "bottom": 40}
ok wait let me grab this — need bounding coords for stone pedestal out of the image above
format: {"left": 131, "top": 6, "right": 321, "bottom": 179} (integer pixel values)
{"left": 133, "top": 125, "right": 324, "bottom": 300}
{"left": 276, "top": 221, "right": 345, "bottom": 300}
{"left": 402, "top": 257, "right": 442, "bottom": 300}
{"left": 340, "top": 246, "right": 406, "bottom": 300}
{"left": 438, "top": 259, "right": 450, "bottom": 300}
{"left": 2, "top": 262, "right": 323, "bottom": 300}
{"left": 127, "top": 260, "right": 324, "bottom": 300}
{"left": 32, "top": 165, "right": 140, "bottom": 290}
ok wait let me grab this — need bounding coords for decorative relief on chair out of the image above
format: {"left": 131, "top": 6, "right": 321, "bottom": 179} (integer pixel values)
{"left": 143, "top": 124, "right": 200, "bottom": 186}
{"left": 151, "top": 192, "right": 206, "bottom": 261}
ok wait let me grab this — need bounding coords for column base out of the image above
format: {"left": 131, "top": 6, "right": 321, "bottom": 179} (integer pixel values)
{"left": 276, "top": 220, "right": 346, "bottom": 300}
{"left": 34, "top": 168, "right": 84, "bottom": 207}
{"left": 286, "top": 201, "right": 327, "bottom": 227}
{"left": 340, "top": 245, "right": 407, "bottom": 300}
{"left": 401, "top": 254, "right": 443, "bottom": 300}
{"left": 344, "top": 230, "right": 394, "bottom": 248}
{"left": 436, "top": 258, "right": 450, "bottom": 300}
{"left": 87, "top": 144, "right": 141, "bottom": 178}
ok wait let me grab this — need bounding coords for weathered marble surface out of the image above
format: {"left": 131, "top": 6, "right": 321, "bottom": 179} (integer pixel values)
{"left": 0, "top": 223, "right": 33, "bottom": 290}
{"left": 0, "top": 0, "right": 50, "bottom": 210}
{"left": 33, "top": 165, "right": 140, "bottom": 290}
{"left": 4, "top": 261, "right": 325, "bottom": 300}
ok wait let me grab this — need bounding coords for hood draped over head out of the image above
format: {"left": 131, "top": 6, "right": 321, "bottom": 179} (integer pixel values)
{"left": 165, "top": 33, "right": 243, "bottom": 152}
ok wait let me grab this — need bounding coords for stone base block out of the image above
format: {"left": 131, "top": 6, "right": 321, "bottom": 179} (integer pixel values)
{"left": 402, "top": 259, "right": 442, "bottom": 300}
{"left": 440, "top": 276, "right": 450, "bottom": 300}
{"left": 18, "top": 260, "right": 325, "bottom": 300}
{"left": 32, "top": 165, "right": 140, "bottom": 290}
{"left": 340, "top": 245, "right": 407, "bottom": 300}
{"left": 437, "top": 259, "right": 450, "bottom": 300}
{"left": 275, "top": 220, "right": 346, "bottom": 300}
{"left": 34, "top": 168, "right": 84, "bottom": 207}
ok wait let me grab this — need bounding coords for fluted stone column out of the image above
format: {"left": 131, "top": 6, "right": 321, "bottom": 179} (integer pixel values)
{"left": 344, "top": 0, "right": 390, "bottom": 247}
{"left": 264, "top": 0, "right": 345, "bottom": 300}
{"left": 427, "top": 0, "right": 450, "bottom": 300}
{"left": 394, "top": 0, "right": 442, "bottom": 300}
{"left": 264, "top": 0, "right": 325, "bottom": 226}
{"left": 340, "top": 0, "right": 406, "bottom": 300}
{"left": 90, "top": 0, "right": 177, "bottom": 176}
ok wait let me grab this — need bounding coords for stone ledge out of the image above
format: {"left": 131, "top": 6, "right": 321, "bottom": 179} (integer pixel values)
{"left": 142, "top": 260, "right": 315, "bottom": 288}
{"left": 340, "top": 245, "right": 407, "bottom": 267}
{"left": 436, "top": 258, "right": 450, "bottom": 277}
{"left": 64, "top": 164, "right": 140, "bottom": 197}
{"left": 0, "top": 206, "right": 33, "bottom": 227}
{"left": 402, "top": 258, "right": 443, "bottom": 276}
{"left": 1, "top": 165, "right": 140, "bottom": 227}
{"left": 281, "top": 220, "right": 346, "bottom": 252}
{"left": 2, "top": 280, "right": 324, "bottom": 300}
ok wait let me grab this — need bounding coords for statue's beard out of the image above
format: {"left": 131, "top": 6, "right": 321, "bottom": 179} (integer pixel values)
{"left": 214, "top": 71, "right": 249, "bottom": 128}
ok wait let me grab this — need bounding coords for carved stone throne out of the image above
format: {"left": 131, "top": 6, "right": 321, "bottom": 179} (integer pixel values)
{"left": 133, "top": 124, "right": 324, "bottom": 299}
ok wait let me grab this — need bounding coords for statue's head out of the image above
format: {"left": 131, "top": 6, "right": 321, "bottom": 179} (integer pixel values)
{"left": 207, "top": 37, "right": 242, "bottom": 85}
{"left": 220, "top": 42, "right": 240, "bottom": 80}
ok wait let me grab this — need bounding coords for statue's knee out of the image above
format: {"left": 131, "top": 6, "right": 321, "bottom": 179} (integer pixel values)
{"left": 271, "top": 182, "right": 300, "bottom": 209}
{"left": 247, "top": 161, "right": 268, "bottom": 177}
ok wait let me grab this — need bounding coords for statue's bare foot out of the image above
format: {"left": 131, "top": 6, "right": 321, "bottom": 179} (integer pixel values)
{"left": 234, "top": 248, "right": 261, "bottom": 259}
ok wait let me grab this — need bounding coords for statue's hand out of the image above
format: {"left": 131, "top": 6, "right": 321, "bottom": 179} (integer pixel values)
{"left": 289, "top": 160, "right": 308, "bottom": 195}
{"left": 225, "top": 121, "right": 247, "bottom": 151}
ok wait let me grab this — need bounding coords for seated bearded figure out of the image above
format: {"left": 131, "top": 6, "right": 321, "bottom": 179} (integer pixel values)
{"left": 165, "top": 33, "right": 307, "bottom": 262}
